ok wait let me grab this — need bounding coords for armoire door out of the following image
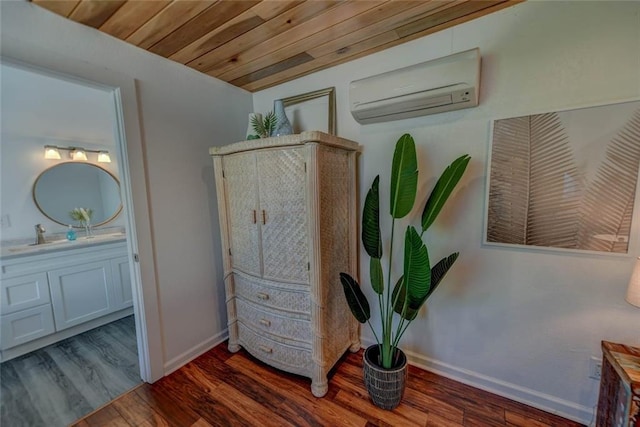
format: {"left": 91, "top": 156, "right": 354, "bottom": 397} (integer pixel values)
{"left": 223, "top": 152, "right": 262, "bottom": 277}
{"left": 256, "top": 148, "right": 309, "bottom": 283}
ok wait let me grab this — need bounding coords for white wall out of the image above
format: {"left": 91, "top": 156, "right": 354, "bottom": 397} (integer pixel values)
{"left": 1, "top": 62, "right": 124, "bottom": 240}
{"left": 1, "top": 1, "right": 253, "bottom": 372}
{"left": 254, "top": 1, "right": 640, "bottom": 423}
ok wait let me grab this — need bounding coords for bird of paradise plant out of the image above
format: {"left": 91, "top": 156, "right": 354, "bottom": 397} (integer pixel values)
{"left": 340, "top": 133, "right": 470, "bottom": 369}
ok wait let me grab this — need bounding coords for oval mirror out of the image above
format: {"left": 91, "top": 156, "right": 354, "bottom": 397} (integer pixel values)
{"left": 33, "top": 163, "right": 122, "bottom": 227}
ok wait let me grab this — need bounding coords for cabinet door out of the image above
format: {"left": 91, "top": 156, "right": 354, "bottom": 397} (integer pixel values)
{"left": 223, "top": 152, "right": 262, "bottom": 277}
{"left": 48, "top": 261, "right": 114, "bottom": 331}
{"left": 1, "top": 304, "right": 55, "bottom": 350}
{"left": 110, "top": 256, "right": 133, "bottom": 310}
{"left": 1, "top": 272, "right": 50, "bottom": 315}
{"left": 257, "top": 148, "right": 309, "bottom": 283}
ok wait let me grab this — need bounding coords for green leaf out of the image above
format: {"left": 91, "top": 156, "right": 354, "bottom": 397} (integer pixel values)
{"left": 391, "top": 275, "right": 406, "bottom": 314}
{"left": 390, "top": 134, "right": 418, "bottom": 219}
{"left": 427, "top": 252, "right": 459, "bottom": 300}
{"left": 422, "top": 154, "right": 470, "bottom": 232}
{"left": 362, "top": 176, "right": 382, "bottom": 258}
{"left": 403, "top": 226, "right": 430, "bottom": 306}
{"left": 391, "top": 276, "right": 421, "bottom": 321}
{"left": 400, "top": 253, "right": 460, "bottom": 320}
{"left": 339, "top": 273, "right": 371, "bottom": 324}
{"left": 370, "top": 257, "right": 383, "bottom": 295}
{"left": 263, "top": 111, "right": 277, "bottom": 137}
{"left": 250, "top": 114, "right": 266, "bottom": 138}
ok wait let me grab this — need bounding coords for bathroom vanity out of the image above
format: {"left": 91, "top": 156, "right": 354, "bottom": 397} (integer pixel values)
{"left": 0, "top": 233, "right": 132, "bottom": 362}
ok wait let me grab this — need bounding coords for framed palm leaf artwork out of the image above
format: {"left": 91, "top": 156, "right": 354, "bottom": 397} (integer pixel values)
{"left": 484, "top": 100, "right": 640, "bottom": 254}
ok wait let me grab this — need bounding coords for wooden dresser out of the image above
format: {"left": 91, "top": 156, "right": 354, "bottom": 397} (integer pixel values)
{"left": 597, "top": 341, "right": 640, "bottom": 427}
{"left": 210, "top": 131, "right": 360, "bottom": 397}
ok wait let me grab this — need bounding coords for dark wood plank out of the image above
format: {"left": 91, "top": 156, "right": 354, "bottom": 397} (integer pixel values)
{"left": 125, "top": 1, "right": 216, "bottom": 50}
{"left": 111, "top": 388, "right": 170, "bottom": 426}
{"left": 230, "top": 52, "right": 315, "bottom": 87}
{"left": 82, "top": 405, "right": 130, "bottom": 427}
{"left": 170, "top": 12, "right": 266, "bottom": 64}
{"left": 99, "top": 0, "right": 171, "bottom": 40}
{"left": 134, "top": 383, "right": 200, "bottom": 426}
{"left": 149, "top": 1, "right": 260, "bottom": 58}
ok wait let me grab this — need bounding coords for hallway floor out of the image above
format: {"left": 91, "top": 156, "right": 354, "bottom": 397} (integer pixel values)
{"left": 1, "top": 315, "right": 140, "bottom": 427}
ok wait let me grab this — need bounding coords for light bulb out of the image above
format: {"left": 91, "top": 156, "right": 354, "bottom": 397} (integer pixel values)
{"left": 44, "top": 146, "right": 61, "bottom": 159}
{"left": 71, "top": 149, "right": 88, "bottom": 161}
{"left": 97, "top": 151, "right": 111, "bottom": 163}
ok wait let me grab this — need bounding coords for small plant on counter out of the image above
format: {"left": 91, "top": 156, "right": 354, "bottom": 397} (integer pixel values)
{"left": 249, "top": 110, "right": 277, "bottom": 139}
{"left": 69, "top": 207, "right": 93, "bottom": 226}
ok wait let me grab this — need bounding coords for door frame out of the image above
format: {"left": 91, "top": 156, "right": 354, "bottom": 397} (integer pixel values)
{"left": 0, "top": 50, "right": 164, "bottom": 382}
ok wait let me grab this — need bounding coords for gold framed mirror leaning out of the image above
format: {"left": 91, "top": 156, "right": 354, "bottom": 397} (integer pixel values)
{"left": 281, "top": 87, "right": 336, "bottom": 135}
{"left": 32, "top": 162, "right": 123, "bottom": 227}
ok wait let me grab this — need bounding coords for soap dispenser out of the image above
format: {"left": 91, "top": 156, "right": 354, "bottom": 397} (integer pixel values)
{"left": 66, "top": 225, "right": 77, "bottom": 241}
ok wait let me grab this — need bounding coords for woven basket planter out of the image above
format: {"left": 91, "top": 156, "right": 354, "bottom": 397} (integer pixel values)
{"left": 363, "top": 345, "right": 408, "bottom": 410}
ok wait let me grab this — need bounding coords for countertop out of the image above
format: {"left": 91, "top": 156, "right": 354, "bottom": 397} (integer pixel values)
{"left": 0, "top": 231, "right": 126, "bottom": 260}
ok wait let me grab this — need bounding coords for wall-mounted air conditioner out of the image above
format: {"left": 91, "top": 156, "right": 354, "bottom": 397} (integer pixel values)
{"left": 349, "top": 48, "right": 481, "bottom": 124}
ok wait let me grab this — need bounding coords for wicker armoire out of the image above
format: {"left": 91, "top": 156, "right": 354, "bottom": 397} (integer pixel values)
{"left": 210, "top": 131, "right": 361, "bottom": 397}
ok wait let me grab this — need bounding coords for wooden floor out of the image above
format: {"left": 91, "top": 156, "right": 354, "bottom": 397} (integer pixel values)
{"left": 1, "top": 315, "right": 140, "bottom": 427}
{"left": 73, "top": 342, "right": 584, "bottom": 427}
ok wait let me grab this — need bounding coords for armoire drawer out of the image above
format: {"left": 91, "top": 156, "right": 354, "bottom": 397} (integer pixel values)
{"left": 234, "top": 273, "right": 310, "bottom": 316}
{"left": 236, "top": 298, "right": 311, "bottom": 346}
{"left": 238, "top": 322, "right": 313, "bottom": 377}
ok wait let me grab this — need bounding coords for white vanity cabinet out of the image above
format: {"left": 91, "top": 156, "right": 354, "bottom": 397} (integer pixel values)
{"left": 0, "top": 239, "right": 133, "bottom": 361}
{"left": 211, "top": 131, "right": 361, "bottom": 397}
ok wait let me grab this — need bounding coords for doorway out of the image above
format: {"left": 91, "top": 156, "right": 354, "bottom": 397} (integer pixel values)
{"left": 0, "top": 59, "right": 157, "bottom": 425}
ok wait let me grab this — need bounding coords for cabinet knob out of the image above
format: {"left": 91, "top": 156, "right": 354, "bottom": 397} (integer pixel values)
{"left": 259, "top": 318, "right": 271, "bottom": 327}
{"left": 257, "top": 292, "right": 269, "bottom": 300}
{"left": 258, "top": 345, "right": 273, "bottom": 354}
{"left": 252, "top": 210, "right": 257, "bottom": 224}
{"left": 262, "top": 210, "right": 266, "bottom": 225}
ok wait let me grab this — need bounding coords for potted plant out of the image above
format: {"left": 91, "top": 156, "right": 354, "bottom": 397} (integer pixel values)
{"left": 69, "top": 207, "right": 94, "bottom": 238}
{"left": 248, "top": 110, "right": 278, "bottom": 139}
{"left": 340, "top": 133, "right": 470, "bottom": 409}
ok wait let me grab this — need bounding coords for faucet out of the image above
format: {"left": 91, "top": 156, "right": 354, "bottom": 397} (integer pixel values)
{"left": 35, "top": 224, "right": 46, "bottom": 245}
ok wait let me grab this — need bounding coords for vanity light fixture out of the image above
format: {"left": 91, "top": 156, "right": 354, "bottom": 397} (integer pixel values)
{"left": 43, "top": 145, "right": 112, "bottom": 163}
{"left": 44, "top": 145, "right": 62, "bottom": 160}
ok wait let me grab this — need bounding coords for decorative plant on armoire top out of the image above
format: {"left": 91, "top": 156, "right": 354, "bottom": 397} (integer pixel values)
{"left": 340, "top": 133, "right": 470, "bottom": 410}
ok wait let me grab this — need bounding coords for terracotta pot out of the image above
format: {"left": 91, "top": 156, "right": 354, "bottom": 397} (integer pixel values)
{"left": 363, "top": 345, "right": 408, "bottom": 410}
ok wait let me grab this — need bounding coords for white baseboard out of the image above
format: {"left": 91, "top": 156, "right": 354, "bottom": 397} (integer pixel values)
{"left": 360, "top": 338, "right": 594, "bottom": 426}
{"left": 163, "top": 329, "right": 229, "bottom": 375}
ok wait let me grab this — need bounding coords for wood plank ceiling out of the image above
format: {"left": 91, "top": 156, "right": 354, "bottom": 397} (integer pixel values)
{"left": 32, "top": 0, "right": 522, "bottom": 92}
